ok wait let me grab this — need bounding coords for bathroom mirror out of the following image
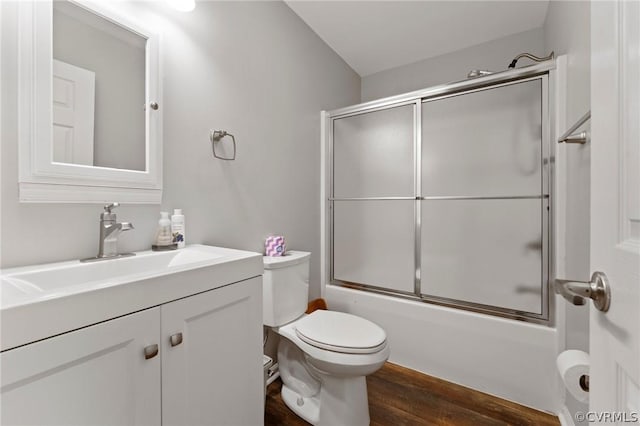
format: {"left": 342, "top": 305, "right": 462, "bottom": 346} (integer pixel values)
{"left": 18, "top": 0, "right": 162, "bottom": 203}
{"left": 52, "top": 1, "right": 146, "bottom": 171}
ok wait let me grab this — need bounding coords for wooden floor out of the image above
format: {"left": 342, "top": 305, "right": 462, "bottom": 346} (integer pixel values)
{"left": 265, "top": 362, "right": 560, "bottom": 426}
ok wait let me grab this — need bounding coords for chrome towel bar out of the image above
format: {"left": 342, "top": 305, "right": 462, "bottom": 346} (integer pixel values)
{"left": 558, "top": 111, "right": 590, "bottom": 144}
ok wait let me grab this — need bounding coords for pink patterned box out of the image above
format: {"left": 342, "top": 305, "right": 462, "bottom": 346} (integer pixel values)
{"left": 265, "top": 235, "right": 286, "bottom": 256}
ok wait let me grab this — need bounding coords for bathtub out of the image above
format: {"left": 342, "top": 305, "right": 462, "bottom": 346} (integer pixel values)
{"left": 325, "top": 285, "right": 561, "bottom": 414}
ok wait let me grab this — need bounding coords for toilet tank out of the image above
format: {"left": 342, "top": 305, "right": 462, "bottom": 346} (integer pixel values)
{"left": 262, "top": 251, "right": 311, "bottom": 327}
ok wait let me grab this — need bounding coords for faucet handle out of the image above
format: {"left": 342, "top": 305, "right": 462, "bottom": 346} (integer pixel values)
{"left": 104, "top": 202, "right": 120, "bottom": 213}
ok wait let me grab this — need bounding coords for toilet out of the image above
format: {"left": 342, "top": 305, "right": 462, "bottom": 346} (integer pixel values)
{"left": 263, "top": 251, "right": 390, "bottom": 426}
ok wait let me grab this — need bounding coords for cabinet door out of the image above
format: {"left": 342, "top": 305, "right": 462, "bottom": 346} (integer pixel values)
{"left": 0, "top": 307, "right": 161, "bottom": 426}
{"left": 162, "top": 277, "right": 263, "bottom": 426}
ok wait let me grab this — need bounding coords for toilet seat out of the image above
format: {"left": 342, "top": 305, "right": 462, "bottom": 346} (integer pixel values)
{"left": 294, "top": 310, "right": 387, "bottom": 354}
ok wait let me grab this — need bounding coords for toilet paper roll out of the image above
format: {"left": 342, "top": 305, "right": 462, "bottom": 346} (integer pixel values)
{"left": 556, "top": 349, "right": 590, "bottom": 403}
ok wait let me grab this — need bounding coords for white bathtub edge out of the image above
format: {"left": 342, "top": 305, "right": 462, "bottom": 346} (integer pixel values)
{"left": 326, "top": 285, "right": 562, "bottom": 414}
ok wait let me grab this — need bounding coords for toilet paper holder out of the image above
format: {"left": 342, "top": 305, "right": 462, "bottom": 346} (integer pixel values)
{"left": 579, "top": 374, "right": 590, "bottom": 392}
{"left": 557, "top": 349, "right": 591, "bottom": 402}
{"left": 555, "top": 271, "right": 611, "bottom": 312}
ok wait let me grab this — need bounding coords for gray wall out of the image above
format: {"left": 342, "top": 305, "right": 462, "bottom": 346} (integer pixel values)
{"left": 544, "top": 1, "right": 591, "bottom": 421}
{"left": 361, "top": 27, "right": 545, "bottom": 102}
{"left": 53, "top": 3, "right": 146, "bottom": 171}
{"left": 1, "top": 1, "right": 360, "bottom": 301}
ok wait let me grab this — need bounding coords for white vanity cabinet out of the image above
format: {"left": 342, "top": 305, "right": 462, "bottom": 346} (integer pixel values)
{"left": 0, "top": 307, "right": 162, "bottom": 425}
{"left": 0, "top": 276, "right": 263, "bottom": 426}
{"left": 162, "top": 276, "right": 263, "bottom": 426}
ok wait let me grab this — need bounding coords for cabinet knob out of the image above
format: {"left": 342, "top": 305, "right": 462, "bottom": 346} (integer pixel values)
{"left": 150, "top": 102, "right": 159, "bottom": 110}
{"left": 170, "top": 332, "right": 183, "bottom": 347}
{"left": 144, "top": 344, "right": 159, "bottom": 360}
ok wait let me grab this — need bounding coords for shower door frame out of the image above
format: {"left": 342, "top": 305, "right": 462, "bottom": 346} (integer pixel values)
{"left": 322, "top": 61, "right": 556, "bottom": 324}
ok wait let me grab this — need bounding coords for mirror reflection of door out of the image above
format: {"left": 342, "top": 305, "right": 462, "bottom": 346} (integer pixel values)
{"left": 52, "top": 59, "right": 95, "bottom": 166}
{"left": 52, "top": 1, "right": 146, "bottom": 172}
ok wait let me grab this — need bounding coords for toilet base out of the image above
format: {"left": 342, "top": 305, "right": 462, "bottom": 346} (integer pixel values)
{"left": 282, "top": 384, "right": 320, "bottom": 425}
{"left": 281, "top": 374, "right": 370, "bottom": 426}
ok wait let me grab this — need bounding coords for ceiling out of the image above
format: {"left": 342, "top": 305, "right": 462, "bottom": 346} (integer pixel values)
{"left": 285, "top": 1, "right": 550, "bottom": 77}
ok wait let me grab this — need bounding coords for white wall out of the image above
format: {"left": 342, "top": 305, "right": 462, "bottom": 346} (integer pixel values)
{"left": 1, "top": 1, "right": 360, "bottom": 302}
{"left": 361, "top": 27, "right": 544, "bottom": 102}
{"left": 544, "top": 1, "right": 591, "bottom": 423}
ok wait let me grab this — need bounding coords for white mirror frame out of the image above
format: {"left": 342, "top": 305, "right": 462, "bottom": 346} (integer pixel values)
{"left": 18, "top": 0, "right": 162, "bottom": 203}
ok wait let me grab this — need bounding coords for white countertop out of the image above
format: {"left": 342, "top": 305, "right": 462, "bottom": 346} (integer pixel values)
{"left": 0, "top": 245, "right": 263, "bottom": 351}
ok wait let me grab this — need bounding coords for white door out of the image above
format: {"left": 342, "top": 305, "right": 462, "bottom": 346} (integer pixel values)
{"left": 161, "top": 277, "right": 263, "bottom": 426}
{"left": 52, "top": 59, "right": 95, "bottom": 165}
{"left": 590, "top": 0, "right": 640, "bottom": 421}
{"left": 0, "top": 307, "right": 161, "bottom": 425}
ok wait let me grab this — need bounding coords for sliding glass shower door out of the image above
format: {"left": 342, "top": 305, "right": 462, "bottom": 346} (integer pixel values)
{"left": 332, "top": 104, "right": 416, "bottom": 294}
{"left": 329, "top": 73, "right": 550, "bottom": 321}
{"left": 420, "top": 80, "right": 546, "bottom": 314}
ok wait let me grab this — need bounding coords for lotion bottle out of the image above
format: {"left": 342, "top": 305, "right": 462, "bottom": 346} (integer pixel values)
{"left": 171, "top": 209, "right": 185, "bottom": 248}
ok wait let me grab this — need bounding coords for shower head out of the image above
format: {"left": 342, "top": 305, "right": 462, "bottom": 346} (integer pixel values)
{"left": 467, "top": 69, "right": 494, "bottom": 79}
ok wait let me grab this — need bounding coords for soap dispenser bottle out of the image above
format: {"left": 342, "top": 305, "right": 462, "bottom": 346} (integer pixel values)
{"left": 152, "top": 212, "right": 174, "bottom": 250}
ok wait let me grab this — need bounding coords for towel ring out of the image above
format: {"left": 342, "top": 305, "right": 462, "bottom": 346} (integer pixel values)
{"left": 209, "top": 130, "right": 236, "bottom": 160}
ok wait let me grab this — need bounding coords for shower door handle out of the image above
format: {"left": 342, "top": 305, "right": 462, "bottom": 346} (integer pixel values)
{"left": 555, "top": 271, "right": 611, "bottom": 312}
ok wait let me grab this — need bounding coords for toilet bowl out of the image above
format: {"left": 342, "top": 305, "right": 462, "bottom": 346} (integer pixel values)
{"left": 263, "top": 251, "right": 390, "bottom": 426}
{"left": 276, "top": 311, "right": 390, "bottom": 425}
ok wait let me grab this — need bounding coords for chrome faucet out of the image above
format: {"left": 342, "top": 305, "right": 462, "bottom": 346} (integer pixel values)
{"left": 81, "top": 203, "right": 135, "bottom": 262}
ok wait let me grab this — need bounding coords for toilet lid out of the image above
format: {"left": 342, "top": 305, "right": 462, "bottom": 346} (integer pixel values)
{"left": 294, "top": 310, "right": 386, "bottom": 354}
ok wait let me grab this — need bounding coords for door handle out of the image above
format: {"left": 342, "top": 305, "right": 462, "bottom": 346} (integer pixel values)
{"left": 144, "top": 344, "right": 159, "bottom": 360}
{"left": 170, "top": 332, "right": 183, "bottom": 347}
{"left": 555, "top": 271, "right": 611, "bottom": 312}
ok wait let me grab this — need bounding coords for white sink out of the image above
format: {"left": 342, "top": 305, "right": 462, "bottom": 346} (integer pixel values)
{"left": 2, "top": 247, "right": 222, "bottom": 299}
{"left": 0, "top": 244, "right": 262, "bottom": 351}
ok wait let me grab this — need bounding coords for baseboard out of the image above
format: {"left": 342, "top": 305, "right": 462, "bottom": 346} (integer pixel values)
{"left": 557, "top": 405, "right": 576, "bottom": 426}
